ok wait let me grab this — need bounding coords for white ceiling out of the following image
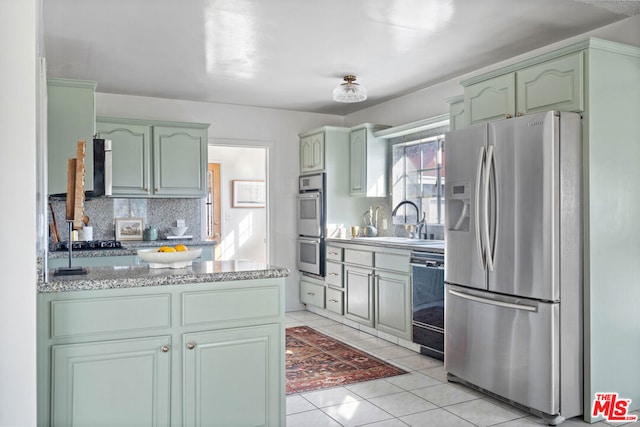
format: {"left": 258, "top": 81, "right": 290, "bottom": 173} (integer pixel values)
{"left": 43, "top": 0, "right": 639, "bottom": 116}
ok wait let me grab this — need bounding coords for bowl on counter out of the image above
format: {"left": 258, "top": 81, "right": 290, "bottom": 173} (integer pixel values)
{"left": 137, "top": 247, "right": 202, "bottom": 269}
{"left": 169, "top": 226, "right": 188, "bottom": 236}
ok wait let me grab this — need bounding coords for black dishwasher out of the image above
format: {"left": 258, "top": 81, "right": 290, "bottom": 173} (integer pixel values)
{"left": 410, "top": 251, "right": 445, "bottom": 360}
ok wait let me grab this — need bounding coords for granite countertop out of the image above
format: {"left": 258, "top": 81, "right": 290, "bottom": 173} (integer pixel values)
{"left": 40, "top": 260, "right": 290, "bottom": 293}
{"left": 326, "top": 237, "right": 445, "bottom": 254}
{"left": 48, "top": 239, "right": 217, "bottom": 259}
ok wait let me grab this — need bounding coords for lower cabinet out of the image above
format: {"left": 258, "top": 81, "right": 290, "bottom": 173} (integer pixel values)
{"left": 51, "top": 336, "right": 171, "bottom": 426}
{"left": 300, "top": 275, "right": 326, "bottom": 308}
{"left": 376, "top": 270, "right": 412, "bottom": 340}
{"left": 183, "top": 324, "right": 281, "bottom": 426}
{"left": 331, "top": 243, "right": 413, "bottom": 341}
{"left": 344, "top": 265, "right": 375, "bottom": 327}
{"left": 38, "top": 279, "right": 285, "bottom": 426}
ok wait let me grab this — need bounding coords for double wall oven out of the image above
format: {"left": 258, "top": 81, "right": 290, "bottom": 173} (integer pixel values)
{"left": 296, "top": 173, "right": 325, "bottom": 276}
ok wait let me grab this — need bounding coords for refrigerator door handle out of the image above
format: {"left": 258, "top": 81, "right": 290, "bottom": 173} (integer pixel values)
{"left": 485, "top": 145, "right": 495, "bottom": 271}
{"left": 448, "top": 289, "right": 537, "bottom": 312}
{"left": 475, "top": 146, "right": 486, "bottom": 270}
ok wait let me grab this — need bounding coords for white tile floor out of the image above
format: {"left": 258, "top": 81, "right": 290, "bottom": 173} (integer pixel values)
{"left": 286, "top": 310, "right": 639, "bottom": 427}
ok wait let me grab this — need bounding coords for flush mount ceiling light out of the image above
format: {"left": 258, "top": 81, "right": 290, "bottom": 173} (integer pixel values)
{"left": 333, "top": 75, "right": 367, "bottom": 103}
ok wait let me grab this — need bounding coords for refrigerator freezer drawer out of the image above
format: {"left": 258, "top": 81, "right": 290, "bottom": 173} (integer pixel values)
{"left": 445, "top": 284, "right": 560, "bottom": 416}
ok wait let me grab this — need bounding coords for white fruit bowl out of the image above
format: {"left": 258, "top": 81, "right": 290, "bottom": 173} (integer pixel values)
{"left": 137, "top": 248, "right": 202, "bottom": 269}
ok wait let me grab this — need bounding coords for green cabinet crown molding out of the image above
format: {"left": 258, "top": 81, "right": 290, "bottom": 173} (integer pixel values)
{"left": 460, "top": 37, "right": 638, "bottom": 87}
{"left": 47, "top": 77, "right": 97, "bottom": 90}
{"left": 97, "top": 116, "right": 209, "bottom": 130}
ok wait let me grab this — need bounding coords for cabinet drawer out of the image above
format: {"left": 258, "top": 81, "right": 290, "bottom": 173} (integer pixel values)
{"left": 326, "top": 245, "right": 343, "bottom": 261}
{"left": 300, "top": 279, "right": 325, "bottom": 308}
{"left": 182, "top": 285, "right": 282, "bottom": 326}
{"left": 50, "top": 294, "right": 171, "bottom": 338}
{"left": 344, "top": 248, "right": 373, "bottom": 267}
{"left": 375, "top": 251, "right": 411, "bottom": 274}
{"left": 326, "top": 288, "right": 344, "bottom": 315}
{"left": 325, "top": 261, "right": 343, "bottom": 288}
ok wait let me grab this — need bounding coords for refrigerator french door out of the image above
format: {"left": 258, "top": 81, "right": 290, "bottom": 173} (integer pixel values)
{"left": 444, "top": 111, "right": 583, "bottom": 425}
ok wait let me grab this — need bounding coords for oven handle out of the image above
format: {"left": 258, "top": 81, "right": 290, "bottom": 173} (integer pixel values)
{"left": 298, "top": 237, "right": 321, "bottom": 243}
{"left": 297, "top": 193, "right": 320, "bottom": 199}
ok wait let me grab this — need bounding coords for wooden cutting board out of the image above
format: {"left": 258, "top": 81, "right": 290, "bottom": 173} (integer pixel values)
{"left": 65, "top": 140, "right": 86, "bottom": 230}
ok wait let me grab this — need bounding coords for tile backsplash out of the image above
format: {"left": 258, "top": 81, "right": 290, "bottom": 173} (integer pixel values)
{"left": 49, "top": 197, "right": 202, "bottom": 244}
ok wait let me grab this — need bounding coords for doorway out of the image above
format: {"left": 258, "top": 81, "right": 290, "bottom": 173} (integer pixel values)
{"left": 206, "top": 144, "right": 268, "bottom": 263}
{"left": 205, "top": 163, "right": 221, "bottom": 257}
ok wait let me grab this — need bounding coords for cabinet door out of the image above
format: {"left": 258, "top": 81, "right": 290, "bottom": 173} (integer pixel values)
{"left": 349, "top": 128, "right": 367, "bottom": 196}
{"left": 183, "top": 324, "right": 283, "bottom": 427}
{"left": 516, "top": 52, "right": 584, "bottom": 115}
{"left": 47, "top": 78, "right": 96, "bottom": 195}
{"left": 48, "top": 254, "right": 137, "bottom": 269}
{"left": 300, "top": 277, "right": 326, "bottom": 308}
{"left": 153, "top": 126, "right": 207, "bottom": 197}
{"left": 375, "top": 271, "right": 412, "bottom": 340}
{"left": 96, "top": 120, "right": 152, "bottom": 196}
{"left": 344, "top": 265, "right": 374, "bottom": 327}
{"left": 300, "top": 132, "right": 324, "bottom": 174}
{"left": 465, "top": 73, "right": 516, "bottom": 125}
{"left": 51, "top": 336, "right": 171, "bottom": 427}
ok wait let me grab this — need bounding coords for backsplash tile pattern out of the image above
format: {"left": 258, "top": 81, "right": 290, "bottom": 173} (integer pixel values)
{"left": 49, "top": 197, "right": 202, "bottom": 245}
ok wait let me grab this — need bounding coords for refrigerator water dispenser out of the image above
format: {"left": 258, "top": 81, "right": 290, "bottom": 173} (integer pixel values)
{"left": 448, "top": 181, "right": 470, "bottom": 231}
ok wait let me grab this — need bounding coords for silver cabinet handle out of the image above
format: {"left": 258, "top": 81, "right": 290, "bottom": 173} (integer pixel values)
{"left": 186, "top": 342, "right": 196, "bottom": 350}
{"left": 307, "top": 292, "right": 315, "bottom": 296}
{"left": 329, "top": 273, "right": 338, "bottom": 276}
{"left": 161, "top": 345, "right": 170, "bottom": 353}
{"left": 328, "top": 299, "right": 339, "bottom": 303}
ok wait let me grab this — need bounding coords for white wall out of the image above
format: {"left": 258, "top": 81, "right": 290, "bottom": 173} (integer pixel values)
{"left": 96, "top": 93, "right": 345, "bottom": 311}
{"left": 0, "top": 0, "right": 38, "bottom": 425}
{"left": 208, "top": 145, "right": 267, "bottom": 263}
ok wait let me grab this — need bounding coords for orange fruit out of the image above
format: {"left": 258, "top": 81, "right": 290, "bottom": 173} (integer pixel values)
{"left": 158, "top": 246, "right": 176, "bottom": 252}
{"left": 174, "top": 244, "right": 188, "bottom": 252}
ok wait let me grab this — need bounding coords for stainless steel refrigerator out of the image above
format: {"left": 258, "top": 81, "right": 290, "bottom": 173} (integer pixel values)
{"left": 444, "top": 111, "right": 582, "bottom": 425}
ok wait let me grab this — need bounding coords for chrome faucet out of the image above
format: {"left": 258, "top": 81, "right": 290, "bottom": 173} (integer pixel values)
{"left": 391, "top": 200, "right": 422, "bottom": 238}
{"left": 416, "top": 212, "right": 427, "bottom": 240}
{"left": 391, "top": 200, "right": 419, "bottom": 220}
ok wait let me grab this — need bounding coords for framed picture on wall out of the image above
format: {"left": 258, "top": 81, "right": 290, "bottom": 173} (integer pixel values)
{"left": 232, "top": 180, "right": 266, "bottom": 208}
{"left": 115, "top": 217, "right": 144, "bottom": 240}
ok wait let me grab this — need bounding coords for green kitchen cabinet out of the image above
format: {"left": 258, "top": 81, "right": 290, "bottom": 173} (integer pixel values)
{"left": 47, "top": 78, "right": 97, "bottom": 195}
{"left": 374, "top": 251, "right": 412, "bottom": 341}
{"left": 38, "top": 278, "right": 285, "bottom": 426}
{"left": 446, "top": 95, "right": 465, "bottom": 131}
{"left": 96, "top": 119, "right": 152, "bottom": 196}
{"left": 463, "top": 51, "right": 584, "bottom": 126}
{"left": 344, "top": 264, "right": 375, "bottom": 327}
{"left": 299, "top": 131, "right": 325, "bottom": 174}
{"left": 182, "top": 324, "right": 281, "bottom": 426}
{"left": 300, "top": 274, "right": 325, "bottom": 308}
{"left": 96, "top": 117, "right": 209, "bottom": 197}
{"left": 349, "top": 124, "right": 390, "bottom": 197}
{"left": 50, "top": 336, "right": 171, "bottom": 426}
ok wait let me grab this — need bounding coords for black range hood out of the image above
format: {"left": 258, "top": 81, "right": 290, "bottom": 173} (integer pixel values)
{"left": 50, "top": 138, "right": 112, "bottom": 200}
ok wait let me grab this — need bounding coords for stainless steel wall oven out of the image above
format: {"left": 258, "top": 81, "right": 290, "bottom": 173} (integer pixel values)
{"left": 296, "top": 173, "right": 325, "bottom": 276}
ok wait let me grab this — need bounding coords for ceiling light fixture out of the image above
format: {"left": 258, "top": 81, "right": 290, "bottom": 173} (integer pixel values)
{"left": 333, "top": 75, "right": 367, "bottom": 103}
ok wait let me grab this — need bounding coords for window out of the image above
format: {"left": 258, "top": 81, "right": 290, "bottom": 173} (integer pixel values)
{"left": 392, "top": 134, "right": 446, "bottom": 225}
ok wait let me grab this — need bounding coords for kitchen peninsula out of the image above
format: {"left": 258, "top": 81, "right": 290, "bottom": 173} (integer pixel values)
{"left": 38, "top": 260, "right": 289, "bottom": 426}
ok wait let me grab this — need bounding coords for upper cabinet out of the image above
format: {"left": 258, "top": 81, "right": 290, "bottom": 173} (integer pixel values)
{"left": 47, "top": 78, "right": 97, "bottom": 195}
{"left": 463, "top": 51, "right": 584, "bottom": 126}
{"left": 349, "top": 124, "right": 390, "bottom": 197}
{"left": 300, "top": 132, "right": 325, "bottom": 174}
{"left": 96, "top": 117, "right": 209, "bottom": 198}
{"left": 446, "top": 95, "right": 465, "bottom": 131}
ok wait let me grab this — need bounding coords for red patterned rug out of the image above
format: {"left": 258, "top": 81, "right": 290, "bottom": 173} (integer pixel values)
{"left": 286, "top": 326, "right": 407, "bottom": 394}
